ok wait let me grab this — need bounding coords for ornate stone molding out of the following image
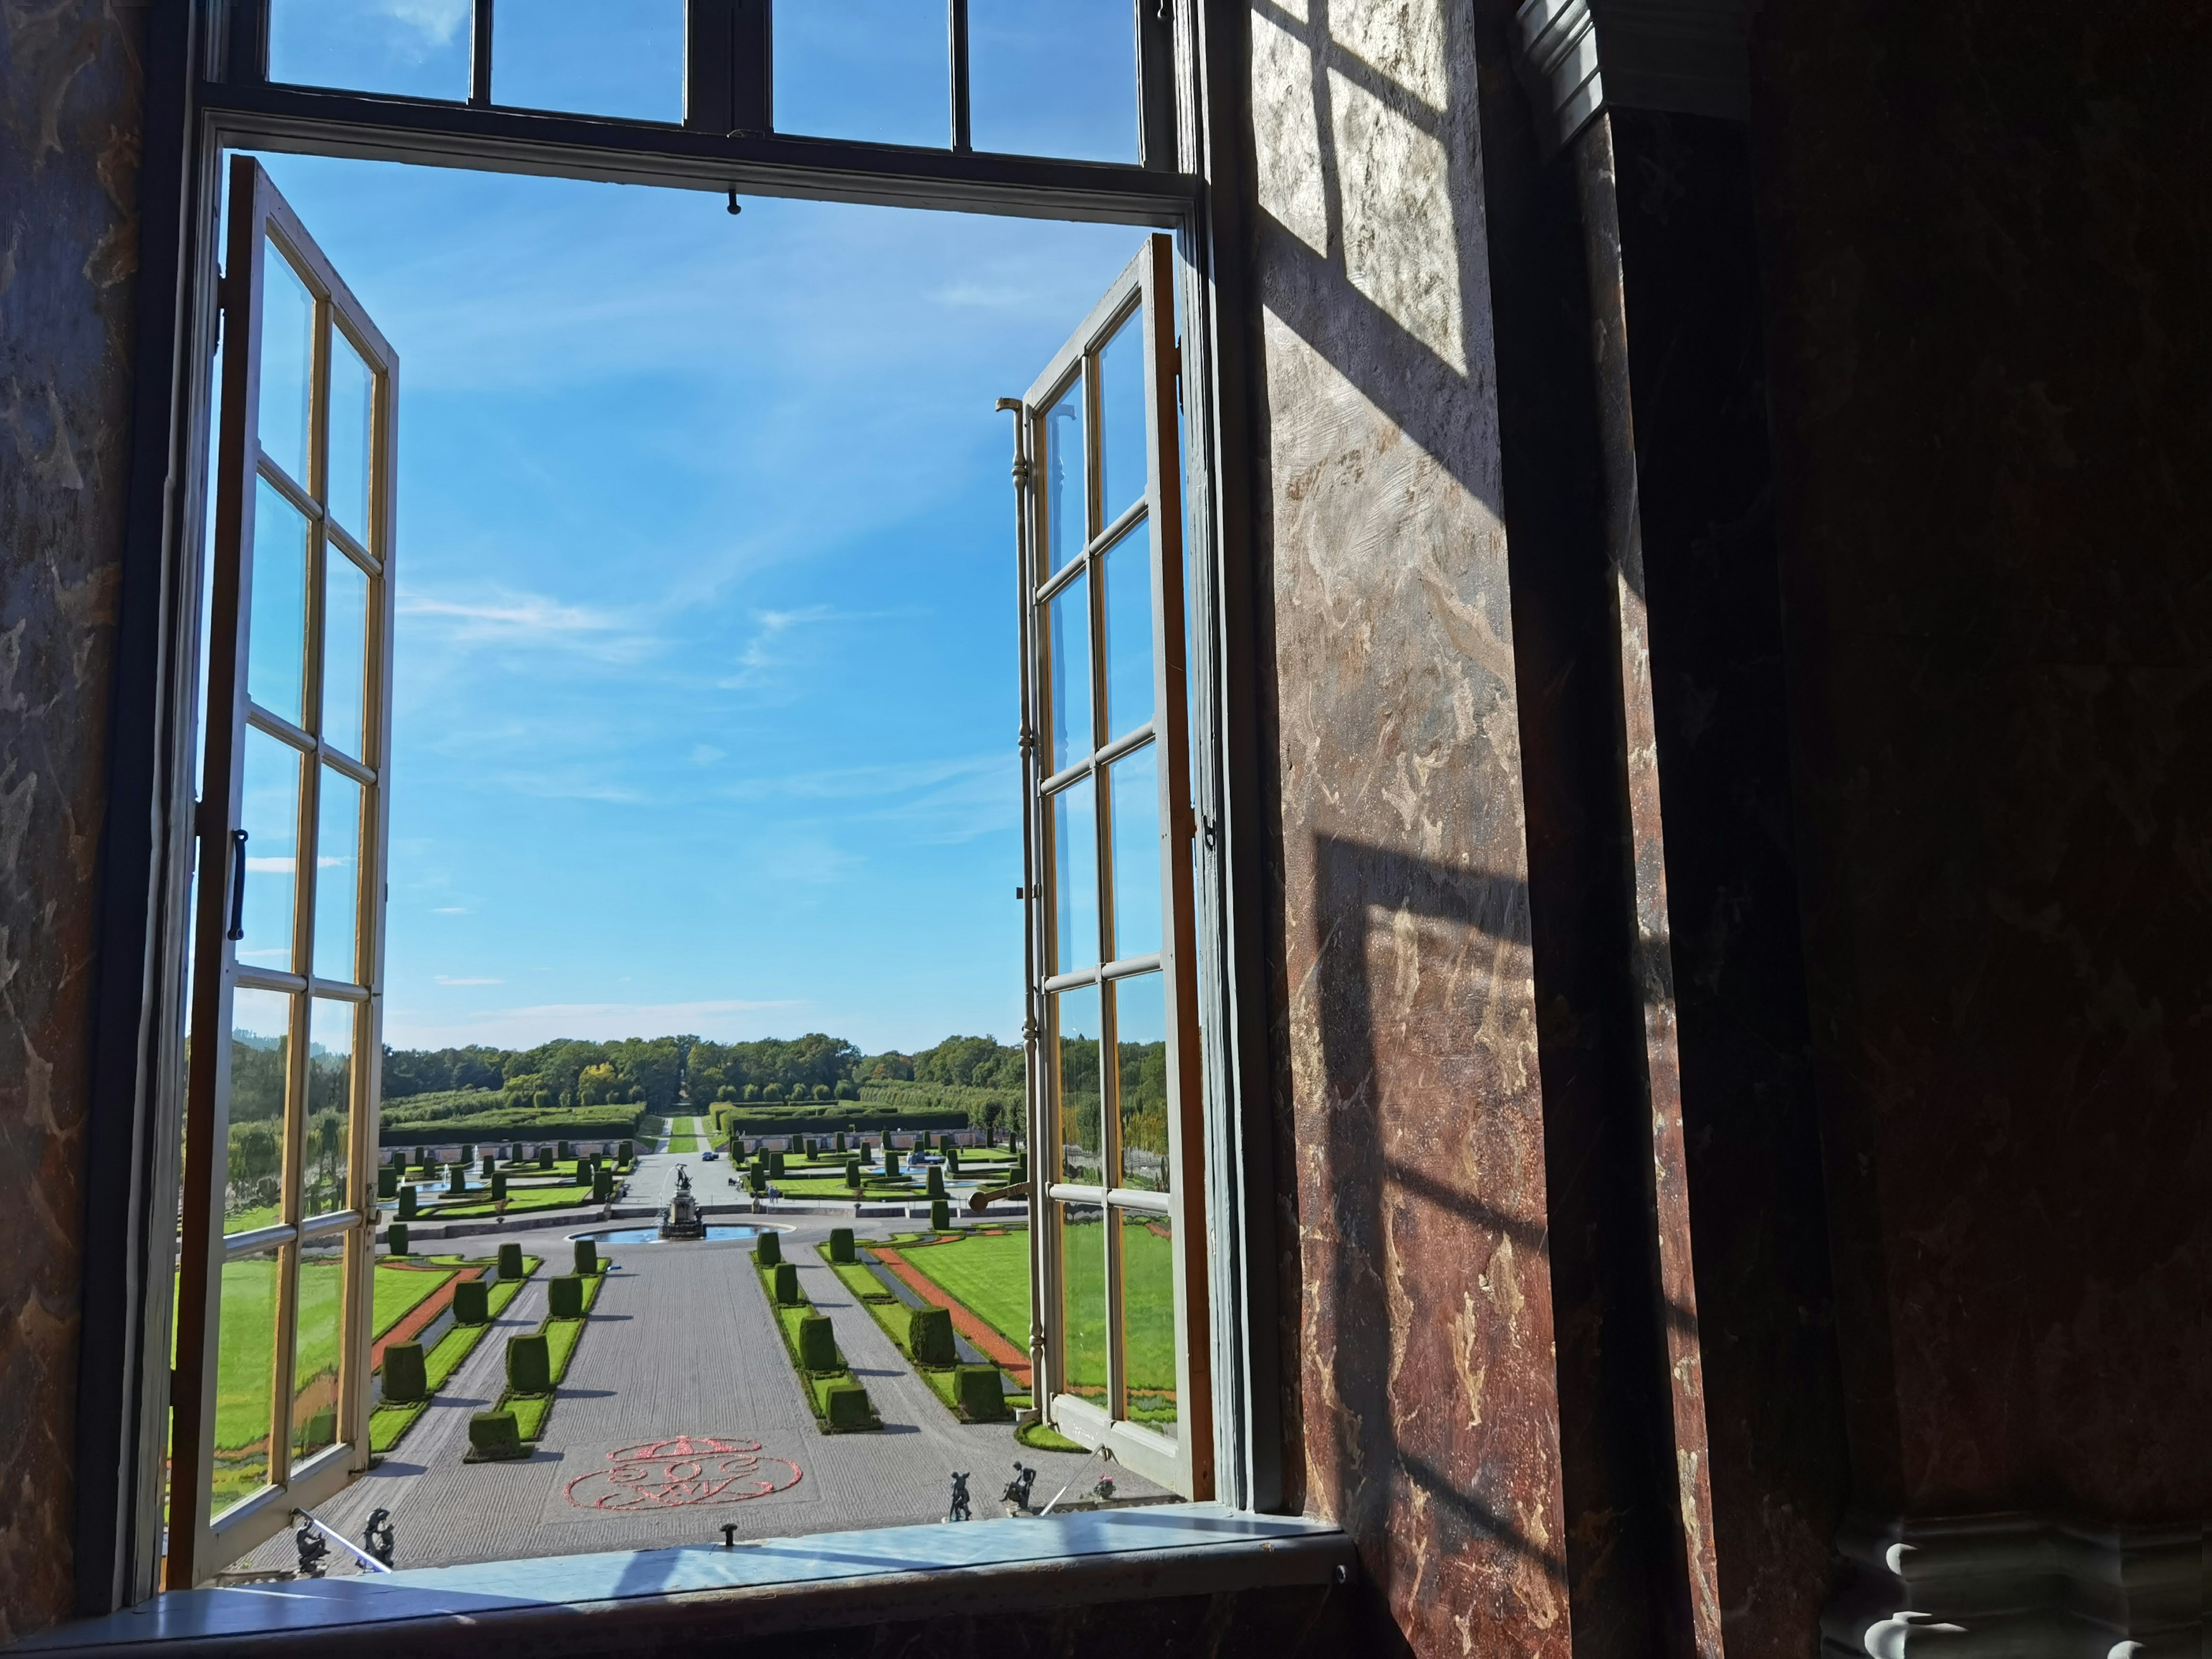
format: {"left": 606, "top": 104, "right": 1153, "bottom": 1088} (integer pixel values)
{"left": 1512, "top": 0, "right": 1749, "bottom": 154}
{"left": 1823, "top": 1512, "right": 2209, "bottom": 1656}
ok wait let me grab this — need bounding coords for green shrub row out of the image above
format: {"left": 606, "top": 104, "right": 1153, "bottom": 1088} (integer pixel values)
{"left": 811, "top": 1237, "right": 1006, "bottom": 1423}
{"left": 751, "top": 1236, "right": 877, "bottom": 1433}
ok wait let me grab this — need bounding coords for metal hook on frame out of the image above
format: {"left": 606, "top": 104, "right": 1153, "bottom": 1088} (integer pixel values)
{"left": 726, "top": 188, "right": 743, "bottom": 217}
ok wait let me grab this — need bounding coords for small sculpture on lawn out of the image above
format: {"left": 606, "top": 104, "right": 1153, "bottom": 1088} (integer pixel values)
{"left": 363, "top": 1508, "right": 396, "bottom": 1569}
{"left": 946, "top": 1471, "right": 971, "bottom": 1522}
{"left": 294, "top": 1518, "right": 329, "bottom": 1578}
{"left": 1002, "top": 1461, "right": 1037, "bottom": 1513}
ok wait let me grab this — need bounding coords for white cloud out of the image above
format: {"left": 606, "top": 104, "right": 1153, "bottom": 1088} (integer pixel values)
{"left": 398, "top": 589, "right": 654, "bottom": 662}
{"left": 432, "top": 906, "right": 468, "bottom": 915}
{"left": 380, "top": 0, "right": 468, "bottom": 47}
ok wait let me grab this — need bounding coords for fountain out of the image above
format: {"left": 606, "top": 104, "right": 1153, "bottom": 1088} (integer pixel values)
{"left": 658, "top": 1165, "right": 707, "bottom": 1240}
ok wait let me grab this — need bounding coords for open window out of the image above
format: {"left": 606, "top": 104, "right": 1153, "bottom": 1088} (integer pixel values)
{"left": 169, "top": 157, "right": 398, "bottom": 1586}
{"left": 1017, "top": 234, "right": 1213, "bottom": 1499}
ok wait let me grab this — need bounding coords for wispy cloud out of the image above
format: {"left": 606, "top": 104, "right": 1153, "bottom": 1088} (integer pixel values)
{"left": 381, "top": 0, "right": 468, "bottom": 47}
{"left": 399, "top": 589, "right": 656, "bottom": 662}
{"left": 432, "top": 906, "right": 468, "bottom": 914}
{"left": 434, "top": 975, "right": 502, "bottom": 986}
{"left": 384, "top": 997, "right": 809, "bottom": 1051}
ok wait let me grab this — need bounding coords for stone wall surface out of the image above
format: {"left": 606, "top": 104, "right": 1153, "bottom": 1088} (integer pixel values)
{"left": 1248, "top": 1, "right": 1570, "bottom": 1651}
{"left": 0, "top": 0, "right": 143, "bottom": 1643}
{"left": 1751, "top": 0, "right": 2212, "bottom": 1520}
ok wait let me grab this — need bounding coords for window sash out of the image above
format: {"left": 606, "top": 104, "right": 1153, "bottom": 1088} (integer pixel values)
{"left": 1018, "top": 234, "right": 1212, "bottom": 1500}
{"left": 169, "top": 156, "right": 399, "bottom": 1588}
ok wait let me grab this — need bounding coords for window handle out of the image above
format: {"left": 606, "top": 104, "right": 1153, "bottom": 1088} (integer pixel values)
{"left": 226, "top": 829, "right": 249, "bottom": 941}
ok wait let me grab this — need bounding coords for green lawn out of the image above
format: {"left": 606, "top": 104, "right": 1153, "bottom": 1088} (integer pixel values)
{"left": 666, "top": 1115, "right": 702, "bottom": 1153}
{"left": 893, "top": 1218, "right": 1177, "bottom": 1405}
{"left": 427, "top": 1181, "right": 594, "bottom": 1218}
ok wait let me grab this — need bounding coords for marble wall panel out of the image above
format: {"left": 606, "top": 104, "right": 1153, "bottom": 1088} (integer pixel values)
{"left": 1751, "top": 0, "right": 2212, "bottom": 1519}
{"left": 0, "top": 0, "right": 144, "bottom": 1642}
{"left": 1249, "top": 0, "right": 1570, "bottom": 1650}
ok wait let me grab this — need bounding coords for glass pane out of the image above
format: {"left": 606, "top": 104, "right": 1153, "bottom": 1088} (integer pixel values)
{"left": 971, "top": 0, "right": 1138, "bottom": 163}
{"left": 211, "top": 1245, "right": 282, "bottom": 1518}
{"left": 291, "top": 1233, "right": 345, "bottom": 1464}
{"left": 305, "top": 999, "right": 354, "bottom": 1218}
{"left": 1097, "top": 311, "right": 1149, "bottom": 525}
{"left": 314, "top": 768, "right": 363, "bottom": 985}
{"left": 1113, "top": 971, "right": 1168, "bottom": 1192}
{"left": 326, "top": 330, "right": 374, "bottom": 544}
{"left": 1052, "top": 985, "right": 1101, "bottom": 1184}
{"left": 1107, "top": 743, "right": 1160, "bottom": 960}
{"left": 248, "top": 476, "right": 309, "bottom": 726}
{"left": 493, "top": 0, "right": 683, "bottom": 120}
{"left": 774, "top": 0, "right": 946, "bottom": 147}
{"left": 268, "top": 0, "right": 471, "bottom": 100}
{"left": 1119, "top": 1208, "right": 1177, "bottom": 1435}
{"left": 1100, "top": 520, "right": 1154, "bottom": 741}
{"left": 1051, "top": 777, "right": 1100, "bottom": 974}
{"left": 1041, "top": 378, "right": 1084, "bottom": 574}
{"left": 257, "top": 248, "right": 315, "bottom": 489}
{"left": 1047, "top": 569, "right": 1093, "bottom": 774}
{"left": 226, "top": 988, "right": 293, "bottom": 1236}
{"left": 1056, "top": 1201, "right": 1108, "bottom": 1406}
{"left": 322, "top": 551, "right": 370, "bottom": 760}
{"left": 238, "top": 728, "right": 301, "bottom": 972}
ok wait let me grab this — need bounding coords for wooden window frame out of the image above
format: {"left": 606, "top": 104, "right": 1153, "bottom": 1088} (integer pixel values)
{"left": 78, "top": 0, "right": 1280, "bottom": 1612}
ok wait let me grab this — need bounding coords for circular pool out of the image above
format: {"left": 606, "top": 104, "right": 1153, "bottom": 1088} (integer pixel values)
{"left": 569, "top": 1223, "right": 777, "bottom": 1245}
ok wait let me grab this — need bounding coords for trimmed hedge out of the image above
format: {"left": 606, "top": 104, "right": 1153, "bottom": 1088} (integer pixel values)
{"left": 498, "top": 1242, "right": 524, "bottom": 1280}
{"left": 828, "top": 1228, "right": 855, "bottom": 1263}
{"left": 909, "top": 1305, "right": 956, "bottom": 1368}
{"left": 452, "top": 1279, "right": 489, "bottom": 1325}
{"left": 467, "top": 1410, "right": 525, "bottom": 1460}
{"left": 547, "top": 1274, "right": 584, "bottom": 1318}
{"left": 507, "top": 1332, "right": 551, "bottom": 1394}
{"left": 382, "top": 1342, "right": 426, "bottom": 1403}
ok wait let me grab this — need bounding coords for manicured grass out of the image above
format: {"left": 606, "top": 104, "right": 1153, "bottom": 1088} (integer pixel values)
{"left": 427, "top": 1181, "right": 594, "bottom": 1218}
{"left": 1017, "top": 1421, "right": 1088, "bottom": 1453}
{"left": 373, "top": 1260, "right": 459, "bottom": 1337}
{"left": 666, "top": 1115, "right": 703, "bottom": 1153}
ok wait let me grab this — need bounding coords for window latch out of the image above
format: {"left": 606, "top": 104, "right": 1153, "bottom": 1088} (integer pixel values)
{"left": 226, "top": 829, "right": 249, "bottom": 941}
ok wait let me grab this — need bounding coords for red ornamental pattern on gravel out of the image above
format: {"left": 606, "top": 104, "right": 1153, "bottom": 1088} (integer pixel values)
{"left": 565, "top": 1435, "right": 803, "bottom": 1510}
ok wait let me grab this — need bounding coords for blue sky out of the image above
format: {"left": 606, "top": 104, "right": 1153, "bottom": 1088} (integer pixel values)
{"left": 240, "top": 3, "right": 1149, "bottom": 1055}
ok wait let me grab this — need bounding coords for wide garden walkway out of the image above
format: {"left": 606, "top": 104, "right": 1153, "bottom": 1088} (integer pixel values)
{"left": 247, "top": 1144, "right": 1150, "bottom": 1573}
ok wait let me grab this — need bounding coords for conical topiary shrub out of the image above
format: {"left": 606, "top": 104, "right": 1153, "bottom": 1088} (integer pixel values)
{"left": 797, "top": 1313, "right": 837, "bottom": 1372}
{"left": 498, "top": 1241, "right": 524, "bottom": 1280}
{"left": 376, "top": 1165, "right": 399, "bottom": 1199}
{"left": 547, "top": 1274, "right": 583, "bottom": 1319}
{"left": 382, "top": 1341, "right": 427, "bottom": 1403}
{"left": 930, "top": 1198, "right": 951, "bottom": 1232}
{"left": 885, "top": 1149, "right": 902, "bottom": 1180}
{"left": 452, "top": 1279, "right": 489, "bottom": 1325}
{"left": 491, "top": 1171, "right": 508, "bottom": 1202}
{"left": 385, "top": 1222, "right": 410, "bottom": 1255}
{"left": 828, "top": 1227, "right": 855, "bottom": 1263}
{"left": 573, "top": 1238, "right": 599, "bottom": 1277}
{"left": 844, "top": 1160, "right": 862, "bottom": 1190}
{"left": 755, "top": 1230, "right": 782, "bottom": 1267}
{"left": 955, "top": 1365, "right": 1007, "bottom": 1422}
{"left": 773, "top": 1262, "right": 801, "bottom": 1305}
{"left": 908, "top": 1305, "right": 955, "bottom": 1368}
{"left": 925, "top": 1164, "right": 947, "bottom": 1199}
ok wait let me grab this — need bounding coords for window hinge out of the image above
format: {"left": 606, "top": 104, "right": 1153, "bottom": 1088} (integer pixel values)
{"left": 1012, "top": 455, "right": 1031, "bottom": 486}
{"left": 1018, "top": 725, "right": 1036, "bottom": 754}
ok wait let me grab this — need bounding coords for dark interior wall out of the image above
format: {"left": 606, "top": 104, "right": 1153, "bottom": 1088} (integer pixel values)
{"left": 0, "top": 1, "right": 145, "bottom": 1642}
{"left": 1751, "top": 0, "right": 2212, "bottom": 1520}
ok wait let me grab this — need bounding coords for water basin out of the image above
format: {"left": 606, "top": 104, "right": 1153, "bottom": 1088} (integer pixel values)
{"left": 568, "top": 1224, "right": 776, "bottom": 1245}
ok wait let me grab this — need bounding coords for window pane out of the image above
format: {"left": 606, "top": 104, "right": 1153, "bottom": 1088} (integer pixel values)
{"left": 1047, "top": 568, "right": 1093, "bottom": 774}
{"left": 257, "top": 248, "right": 315, "bottom": 489}
{"left": 322, "top": 551, "right": 370, "bottom": 762}
{"left": 1040, "top": 378, "right": 1084, "bottom": 574}
{"left": 1097, "top": 310, "right": 1148, "bottom": 526}
{"left": 970, "top": 0, "right": 1138, "bottom": 163}
{"left": 1100, "top": 519, "right": 1153, "bottom": 742}
{"left": 249, "top": 477, "right": 310, "bottom": 727}
{"left": 305, "top": 999, "right": 354, "bottom": 1218}
{"left": 291, "top": 1233, "right": 345, "bottom": 1464}
{"left": 1112, "top": 971, "right": 1168, "bottom": 1192}
{"left": 774, "top": 0, "right": 946, "bottom": 147}
{"left": 327, "top": 330, "right": 374, "bottom": 544}
{"left": 268, "top": 0, "right": 471, "bottom": 100}
{"left": 226, "top": 988, "right": 293, "bottom": 1236}
{"left": 493, "top": 0, "right": 684, "bottom": 120}
{"left": 1051, "top": 778, "right": 1099, "bottom": 974}
{"left": 1052, "top": 985, "right": 1101, "bottom": 1184}
{"left": 239, "top": 729, "right": 301, "bottom": 972}
{"left": 1119, "top": 1208, "right": 1176, "bottom": 1436}
{"left": 1106, "top": 743, "right": 1160, "bottom": 961}
{"left": 211, "top": 1245, "right": 282, "bottom": 1518}
{"left": 314, "top": 768, "right": 363, "bottom": 986}
{"left": 1056, "top": 1201, "right": 1108, "bottom": 1405}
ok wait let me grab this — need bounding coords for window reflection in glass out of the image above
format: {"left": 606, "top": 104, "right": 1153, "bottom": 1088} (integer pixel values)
{"left": 291, "top": 1234, "right": 345, "bottom": 1464}
{"left": 314, "top": 768, "right": 362, "bottom": 986}
{"left": 1118, "top": 1209, "right": 1176, "bottom": 1435}
{"left": 249, "top": 478, "right": 310, "bottom": 728}
{"left": 1051, "top": 778, "right": 1100, "bottom": 974}
{"left": 326, "top": 330, "right": 374, "bottom": 544}
{"left": 970, "top": 0, "right": 1139, "bottom": 164}
{"left": 1057, "top": 1201, "right": 1109, "bottom": 1402}
{"left": 1107, "top": 748, "right": 1160, "bottom": 964}
{"left": 305, "top": 999, "right": 353, "bottom": 1218}
{"left": 1041, "top": 380, "right": 1084, "bottom": 575}
{"left": 321, "top": 551, "right": 370, "bottom": 761}
{"left": 1112, "top": 971, "right": 1168, "bottom": 1192}
{"left": 211, "top": 1245, "right": 283, "bottom": 1517}
{"left": 257, "top": 247, "right": 315, "bottom": 489}
{"left": 1096, "top": 311, "right": 1148, "bottom": 526}
{"left": 269, "top": 0, "right": 471, "bottom": 101}
{"left": 1052, "top": 985, "right": 1102, "bottom": 1185}
{"left": 226, "top": 988, "right": 294, "bottom": 1235}
{"left": 238, "top": 730, "right": 301, "bottom": 971}
{"left": 1047, "top": 567, "right": 1093, "bottom": 773}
